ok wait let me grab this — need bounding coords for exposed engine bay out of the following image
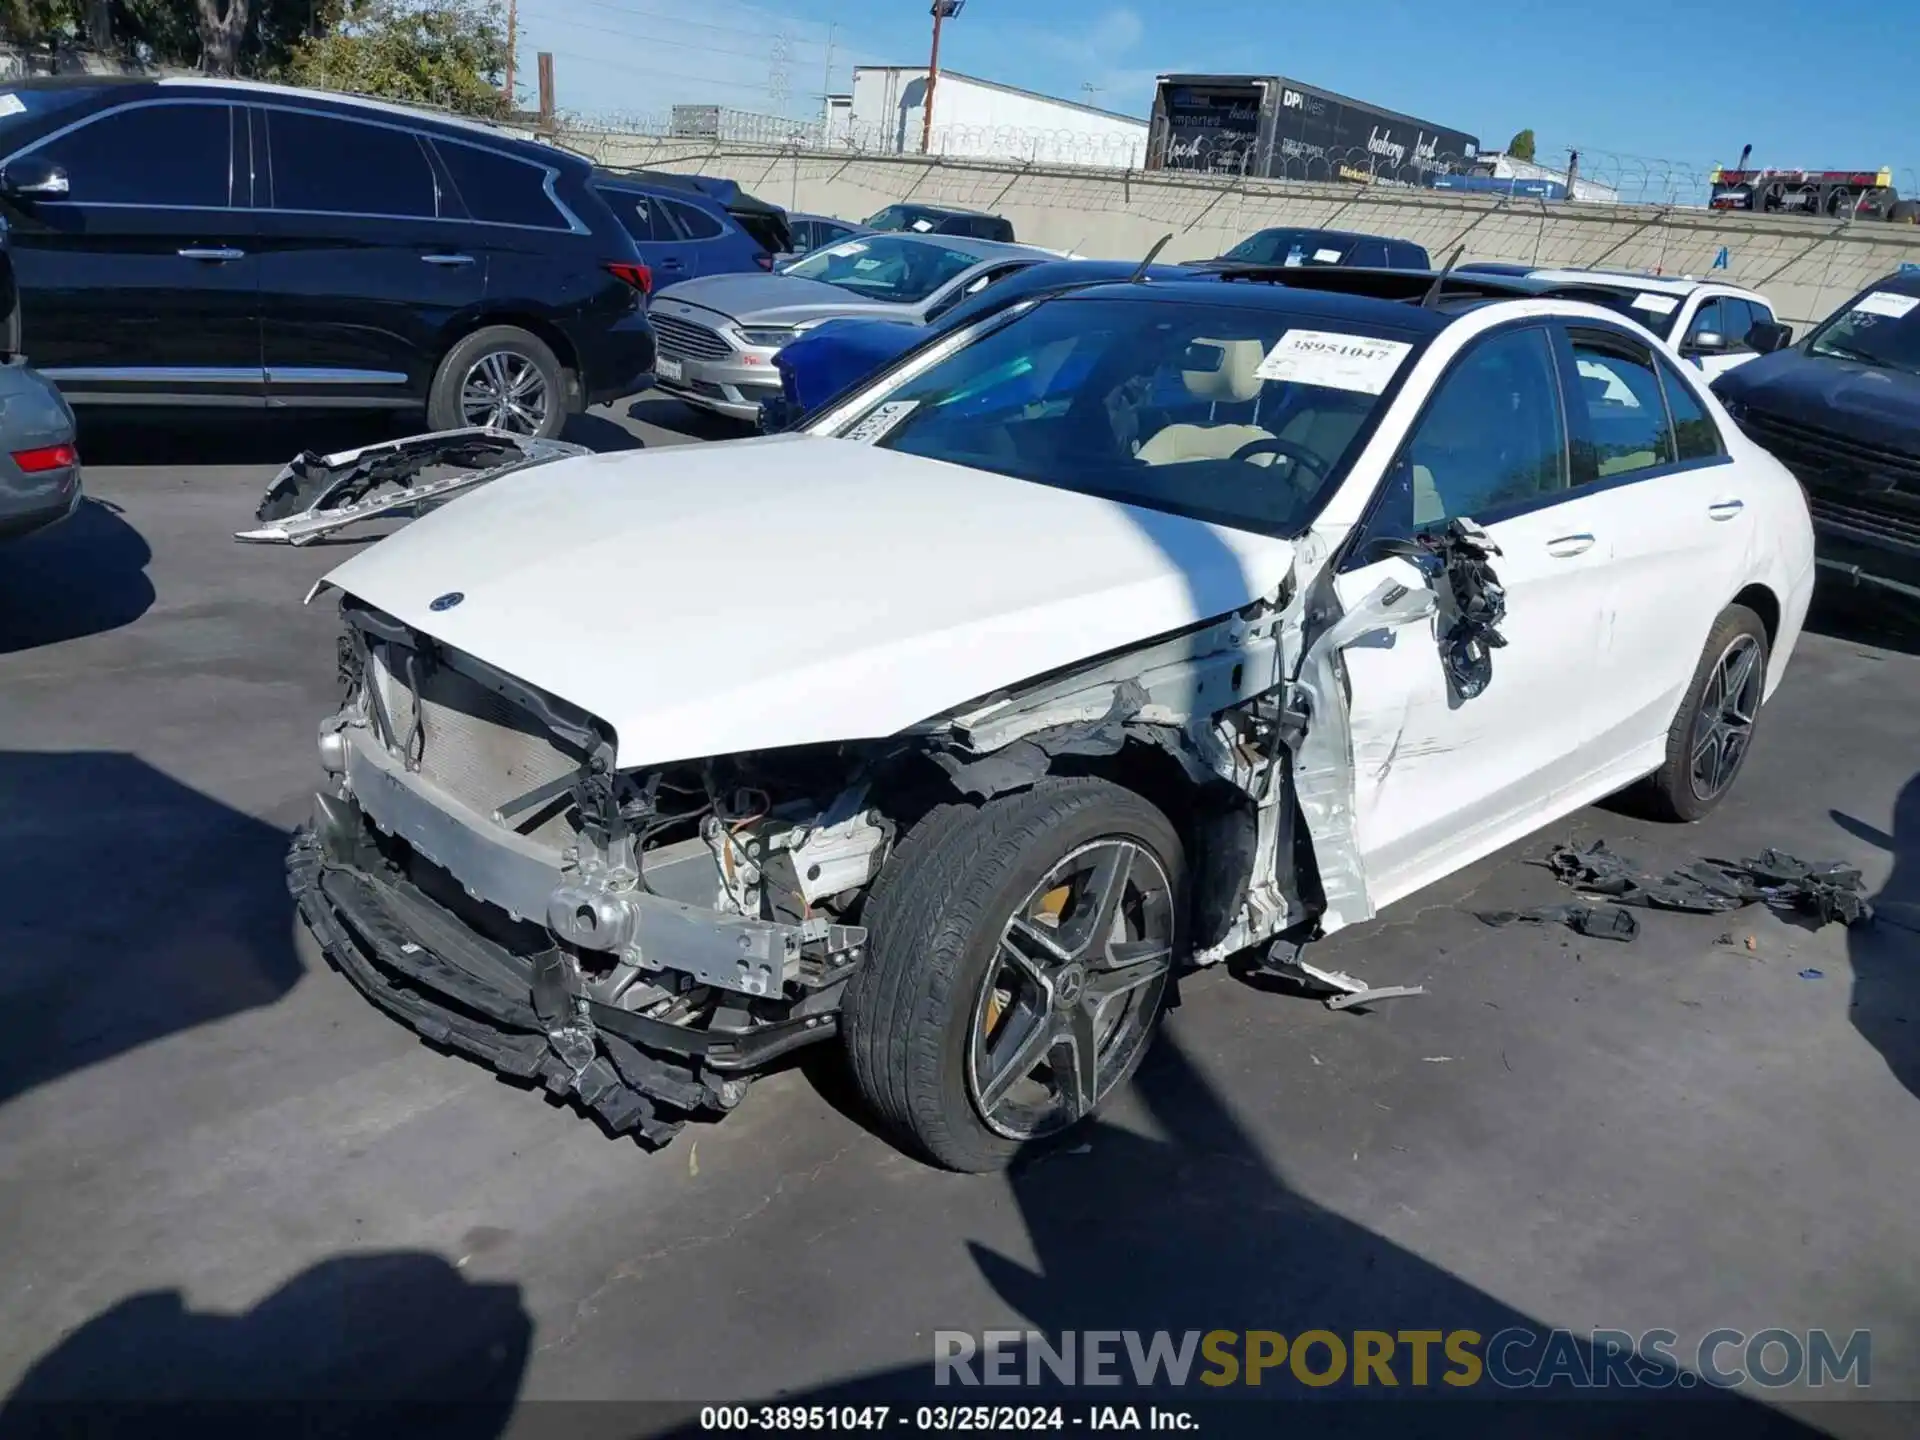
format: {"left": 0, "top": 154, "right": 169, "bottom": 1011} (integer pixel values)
{"left": 289, "top": 517, "right": 1508, "bottom": 1146}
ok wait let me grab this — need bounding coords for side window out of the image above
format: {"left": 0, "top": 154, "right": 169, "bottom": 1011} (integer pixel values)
{"left": 663, "top": 197, "right": 723, "bottom": 241}
{"left": 1349, "top": 241, "right": 1389, "bottom": 267}
{"left": 27, "top": 102, "right": 231, "bottom": 208}
{"left": 1566, "top": 329, "right": 1676, "bottom": 480}
{"left": 1369, "top": 325, "right": 1570, "bottom": 536}
{"left": 1685, "top": 297, "right": 1732, "bottom": 348}
{"left": 433, "top": 140, "right": 564, "bottom": 228}
{"left": 607, "top": 191, "right": 669, "bottom": 243}
{"left": 1719, "top": 298, "right": 1758, "bottom": 351}
{"left": 1747, "top": 298, "right": 1776, "bottom": 329}
{"left": 1656, "top": 354, "right": 1726, "bottom": 462}
{"left": 1390, "top": 243, "right": 1429, "bottom": 269}
{"left": 266, "top": 109, "right": 436, "bottom": 218}
{"left": 788, "top": 219, "right": 814, "bottom": 251}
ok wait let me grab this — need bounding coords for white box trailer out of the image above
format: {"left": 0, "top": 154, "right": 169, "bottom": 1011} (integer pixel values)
{"left": 843, "top": 66, "right": 1148, "bottom": 169}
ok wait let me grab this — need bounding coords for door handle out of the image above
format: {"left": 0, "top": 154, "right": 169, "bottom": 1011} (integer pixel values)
{"left": 1547, "top": 533, "right": 1596, "bottom": 557}
{"left": 420, "top": 253, "right": 475, "bottom": 266}
{"left": 178, "top": 246, "right": 245, "bottom": 262}
{"left": 659, "top": 258, "right": 685, "bottom": 270}
{"left": 1708, "top": 499, "right": 1745, "bottom": 520}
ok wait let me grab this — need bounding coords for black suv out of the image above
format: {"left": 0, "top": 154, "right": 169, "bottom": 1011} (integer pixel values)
{"left": 0, "top": 78, "right": 656, "bottom": 437}
{"left": 862, "top": 203, "right": 1015, "bottom": 243}
{"left": 1713, "top": 270, "right": 1920, "bottom": 606}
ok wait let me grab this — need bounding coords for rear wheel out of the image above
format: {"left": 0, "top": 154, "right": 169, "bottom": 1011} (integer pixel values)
{"left": 841, "top": 778, "right": 1183, "bottom": 1172}
{"left": 428, "top": 325, "right": 567, "bottom": 438}
{"left": 1637, "top": 604, "right": 1769, "bottom": 821}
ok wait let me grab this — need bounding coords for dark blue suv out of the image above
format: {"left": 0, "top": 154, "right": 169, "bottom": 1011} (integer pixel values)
{"left": 593, "top": 170, "right": 791, "bottom": 285}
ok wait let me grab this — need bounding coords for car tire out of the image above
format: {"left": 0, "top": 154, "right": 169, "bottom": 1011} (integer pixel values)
{"left": 1636, "top": 604, "right": 1770, "bottom": 822}
{"left": 428, "top": 325, "right": 568, "bottom": 439}
{"left": 840, "top": 777, "right": 1184, "bottom": 1172}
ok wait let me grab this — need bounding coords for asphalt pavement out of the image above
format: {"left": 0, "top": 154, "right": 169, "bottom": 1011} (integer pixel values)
{"left": 1, "top": 394, "right": 1916, "bottom": 1434}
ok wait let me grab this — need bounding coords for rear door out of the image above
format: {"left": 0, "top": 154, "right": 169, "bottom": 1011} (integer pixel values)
{"left": 603, "top": 187, "right": 693, "bottom": 284}
{"left": 254, "top": 104, "right": 485, "bottom": 408}
{"left": 1553, "top": 322, "right": 1746, "bottom": 765}
{"left": 1333, "top": 321, "right": 1613, "bottom": 909}
{"left": 657, "top": 196, "right": 737, "bottom": 280}
{"left": 4, "top": 97, "right": 262, "bottom": 404}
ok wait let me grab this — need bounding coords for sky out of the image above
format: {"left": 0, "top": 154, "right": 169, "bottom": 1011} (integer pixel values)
{"left": 514, "top": 0, "right": 1920, "bottom": 192}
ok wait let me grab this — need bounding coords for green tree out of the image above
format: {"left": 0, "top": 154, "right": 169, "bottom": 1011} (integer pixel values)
{"left": 1507, "top": 128, "right": 1536, "bottom": 162}
{"left": 283, "top": 0, "right": 508, "bottom": 117}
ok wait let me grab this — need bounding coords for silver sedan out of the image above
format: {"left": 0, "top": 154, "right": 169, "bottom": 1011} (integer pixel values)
{"left": 647, "top": 232, "right": 1055, "bottom": 421}
{"left": 0, "top": 357, "right": 80, "bottom": 543}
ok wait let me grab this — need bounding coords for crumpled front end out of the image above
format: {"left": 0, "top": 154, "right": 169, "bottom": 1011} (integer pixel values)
{"left": 290, "top": 598, "right": 891, "bottom": 1142}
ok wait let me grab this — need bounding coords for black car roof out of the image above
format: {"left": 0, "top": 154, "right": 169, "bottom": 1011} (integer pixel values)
{"left": 1242, "top": 226, "right": 1414, "bottom": 246}
{"left": 889, "top": 202, "right": 998, "bottom": 219}
{"left": 1048, "top": 273, "right": 1459, "bottom": 337}
{"left": 1869, "top": 270, "right": 1920, "bottom": 297}
{"left": 7, "top": 76, "right": 583, "bottom": 168}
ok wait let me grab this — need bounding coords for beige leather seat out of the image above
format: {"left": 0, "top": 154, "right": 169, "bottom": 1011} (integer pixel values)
{"left": 1136, "top": 339, "right": 1275, "bottom": 466}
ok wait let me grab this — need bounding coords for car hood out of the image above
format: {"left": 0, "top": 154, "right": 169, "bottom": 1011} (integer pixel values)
{"left": 654, "top": 273, "right": 915, "bottom": 327}
{"left": 1715, "top": 349, "right": 1920, "bottom": 454}
{"left": 315, "top": 435, "right": 1298, "bottom": 768}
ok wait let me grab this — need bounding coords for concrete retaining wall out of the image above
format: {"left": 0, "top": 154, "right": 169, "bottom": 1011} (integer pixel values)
{"left": 564, "top": 130, "right": 1920, "bottom": 329}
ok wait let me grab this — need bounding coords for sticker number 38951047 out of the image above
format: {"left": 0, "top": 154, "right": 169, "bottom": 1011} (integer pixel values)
{"left": 1255, "top": 330, "right": 1414, "bottom": 395}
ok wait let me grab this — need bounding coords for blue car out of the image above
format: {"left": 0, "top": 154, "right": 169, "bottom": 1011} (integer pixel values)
{"left": 592, "top": 170, "right": 793, "bottom": 285}
{"left": 763, "top": 259, "right": 1191, "bottom": 428}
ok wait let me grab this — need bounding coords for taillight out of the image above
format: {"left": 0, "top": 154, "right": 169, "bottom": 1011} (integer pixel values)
{"left": 755, "top": 253, "right": 774, "bottom": 271}
{"left": 13, "top": 442, "right": 76, "bottom": 472}
{"left": 605, "top": 261, "right": 652, "bottom": 296}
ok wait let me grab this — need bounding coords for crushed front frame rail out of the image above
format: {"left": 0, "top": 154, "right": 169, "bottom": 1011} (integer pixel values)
{"left": 237, "top": 427, "right": 588, "bottom": 546}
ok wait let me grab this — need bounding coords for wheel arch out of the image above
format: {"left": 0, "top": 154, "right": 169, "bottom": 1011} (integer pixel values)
{"left": 442, "top": 311, "right": 586, "bottom": 413}
{"left": 1731, "top": 581, "right": 1780, "bottom": 650}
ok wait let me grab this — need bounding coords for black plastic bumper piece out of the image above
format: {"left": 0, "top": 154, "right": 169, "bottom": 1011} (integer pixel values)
{"left": 288, "top": 826, "right": 717, "bottom": 1145}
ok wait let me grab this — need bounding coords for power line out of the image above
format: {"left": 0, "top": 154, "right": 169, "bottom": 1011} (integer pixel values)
{"left": 538, "top": 46, "right": 827, "bottom": 102}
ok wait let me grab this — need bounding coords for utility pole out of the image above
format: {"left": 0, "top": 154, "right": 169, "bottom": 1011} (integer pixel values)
{"left": 503, "top": 0, "right": 518, "bottom": 108}
{"left": 823, "top": 21, "right": 836, "bottom": 102}
{"left": 921, "top": 0, "right": 964, "bottom": 155}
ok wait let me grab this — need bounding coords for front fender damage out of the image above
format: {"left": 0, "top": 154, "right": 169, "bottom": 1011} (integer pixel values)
{"left": 912, "top": 520, "right": 1507, "bottom": 999}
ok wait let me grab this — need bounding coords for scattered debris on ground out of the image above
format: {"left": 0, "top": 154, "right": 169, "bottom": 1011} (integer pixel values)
{"left": 1477, "top": 840, "right": 1874, "bottom": 943}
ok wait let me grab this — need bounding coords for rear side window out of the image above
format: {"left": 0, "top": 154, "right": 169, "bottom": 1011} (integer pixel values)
{"left": 1566, "top": 329, "right": 1676, "bottom": 480}
{"left": 663, "top": 197, "right": 724, "bottom": 240}
{"left": 434, "top": 140, "right": 565, "bottom": 228}
{"left": 607, "top": 191, "right": 672, "bottom": 242}
{"left": 24, "top": 101, "right": 231, "bottom": 208}
{"left": 1656, "top": 355, "right": 1725, "bottom": 462}
{"left": 266, "top": 109, "right": 437, "bottom": 218}
{"left": 1389, "top": 242, "right": 1431, "bottom": 269}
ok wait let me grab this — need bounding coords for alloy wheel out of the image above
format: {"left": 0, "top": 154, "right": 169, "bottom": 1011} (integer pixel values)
{"left": 1689, "top": 633, "right": 1763, "bottom": 801}
{"left": 965, "top": 838, "right": 1175, "bottom": 1141}
{"left": 460, "top": 351, "right": 551, "bottom": 434}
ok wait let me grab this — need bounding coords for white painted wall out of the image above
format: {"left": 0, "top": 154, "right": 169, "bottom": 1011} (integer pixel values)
{"left": 845, "top": 67, "right": 1147, "bottom": 169}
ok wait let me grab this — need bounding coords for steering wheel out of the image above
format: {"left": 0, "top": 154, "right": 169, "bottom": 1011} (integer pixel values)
{"left": 1228, "top": 436, "right": 1329, "bottom": 482}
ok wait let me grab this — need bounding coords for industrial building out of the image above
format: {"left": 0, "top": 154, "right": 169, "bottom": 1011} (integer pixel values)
{"left": 826, "top": 66, "right": 1149, "bottom": 170}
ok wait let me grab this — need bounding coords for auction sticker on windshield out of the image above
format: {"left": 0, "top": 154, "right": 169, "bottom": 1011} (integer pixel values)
{"left": 1255, "top": 330, "right": 1413, "bottom": 395}
{"left": 0, "top": 94, "right": 23, "bottom": 118}
{"left": 1853, "top": 291, "right": 1920, "bottom": 319}
{"left": 843, "top": 401, "right": 919, "bottom": 444}
{"left": 1631, "top": 293, "right": 1681, "bottom": 315}
{"left": 827, "top": 241, "right": 869, "bottom": 257}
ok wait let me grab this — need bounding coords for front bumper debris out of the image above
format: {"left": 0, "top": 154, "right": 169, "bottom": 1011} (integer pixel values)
{"left": 288, "top": 798, "right": 835, "bottom": 1146}
{"left": 237, "top": 428, "right": 588, "bottom": 546}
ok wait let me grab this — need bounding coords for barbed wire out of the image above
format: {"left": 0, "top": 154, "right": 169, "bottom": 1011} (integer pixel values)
{"left": 557, "top": 107, "right": 1920, "bottom": 212}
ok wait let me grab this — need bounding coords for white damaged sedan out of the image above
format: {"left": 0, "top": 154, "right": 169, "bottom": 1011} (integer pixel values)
{"left": 292, "top": 269, "right": 1816, "bottom": 1170}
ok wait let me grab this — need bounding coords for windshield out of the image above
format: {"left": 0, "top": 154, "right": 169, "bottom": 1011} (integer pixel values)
{"left": 1221, "top": 230, "right": 1353, "bottom": 267}
{"left": 830, "top": 295, "right": 1424, "bottom": 537}
{"left": 781, "top": 235, "right": 983, "bottom": 304}
{"left": 865, "top": 205, "right": 944, "bottom": 233}
{"left": 0, "top": 86, "right": 94, "bottom": 141}
{"left": 1804, "top": 286, "right": 1920, "bottom": 374}
{"left": 1552, "top": 286, "right": 1686, "bottom": 339}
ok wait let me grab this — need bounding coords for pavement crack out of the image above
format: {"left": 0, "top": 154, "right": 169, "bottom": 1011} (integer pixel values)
{"left": 535, "top": 1142, "right": 857, "bottom": 1355}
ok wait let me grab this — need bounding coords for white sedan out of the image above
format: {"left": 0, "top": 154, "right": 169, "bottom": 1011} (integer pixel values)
{"left": 292, "top": 269, "right": 1816, "bottom": 1171}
